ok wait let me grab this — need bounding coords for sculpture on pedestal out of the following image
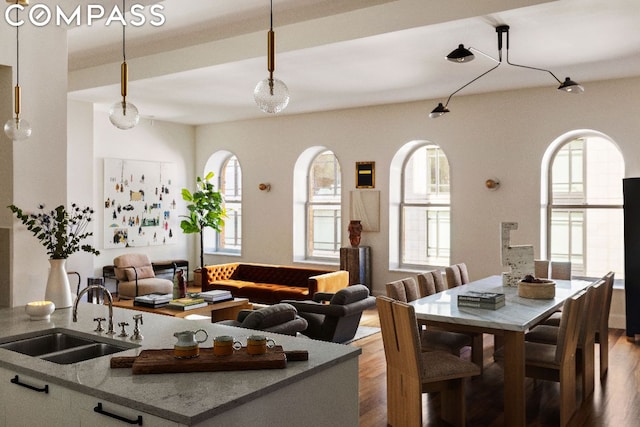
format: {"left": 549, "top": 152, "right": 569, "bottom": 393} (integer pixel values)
{"left": 348, "top": 220, "right": 362, "bottom": 247}
{"left": 500, "top": 222, "right": 534, "bottom": 287}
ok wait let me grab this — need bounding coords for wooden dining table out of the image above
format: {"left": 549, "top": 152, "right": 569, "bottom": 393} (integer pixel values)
{"left": 409, "top": 275, "right": 593, "bottom": 427}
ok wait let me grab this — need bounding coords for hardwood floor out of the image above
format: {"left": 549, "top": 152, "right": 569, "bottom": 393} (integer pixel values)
{"left": 353, "top": 308, "right": 640, "bottom": 426}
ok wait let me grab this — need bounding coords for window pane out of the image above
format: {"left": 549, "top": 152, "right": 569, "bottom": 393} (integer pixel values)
{"left": 223, "top": 156, "right": 242, "bottom": 200}
{"left": 552, "top": 139, "right": 584, "bottom": 201}
{"left": 549, "top": 136, "right": 624, "bottom": 278}
{"left": 402, "top": 205, "right": 450, "bottom": 266}
{"left": 222, "top": 203, "right": 241, "bottom": 250}
{"left": 401, "top": 145, "right": 451, "bottom": 267}
{"left": 309, "top": 206, "right": 341, "bottom": 257}
{"left": 404, "top": 146, "right": 450, "bottom": 203}
{"left": 310, "top": 151, "right": 341, "bottom": 201}
{"left": 308, "top": 151, "right": 341, "bottom": 258}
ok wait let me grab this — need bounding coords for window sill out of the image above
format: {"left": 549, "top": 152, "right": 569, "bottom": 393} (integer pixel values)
{"left": 205, "top": 251, "right": 241, "bottom": 257}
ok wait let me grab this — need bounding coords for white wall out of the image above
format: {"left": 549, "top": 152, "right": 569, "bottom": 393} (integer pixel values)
{"left": 1, "top": 22, "right": 69, "bottom": 306}
{"left": 88, "top": 109, "right": 196, "bottom": 280}
{"left": 196, "top": 76, "right": 640, "bottom": 323}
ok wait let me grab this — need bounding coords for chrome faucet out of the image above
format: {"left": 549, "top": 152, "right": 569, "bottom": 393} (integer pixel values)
{"left": 73, "top": 285, "right": 115, "bottom": 335}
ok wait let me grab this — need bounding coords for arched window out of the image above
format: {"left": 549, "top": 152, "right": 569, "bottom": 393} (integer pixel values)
{"left": 307, "top": 150, "right": 342, "bottom": 259}
{"left": 543, "top": 132, "right": 624, "bottom": 277}
{"left": 392, "top": 142, "right": 450, "bottom": 268}
{"left": 203, "top": 152, "right": 242, "bottom": 254}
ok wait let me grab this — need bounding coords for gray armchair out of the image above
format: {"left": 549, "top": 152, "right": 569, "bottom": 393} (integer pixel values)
{"left": 284, "top": 284, "right": 376, "bottom": 343}
{"left": 217, "top": 303, "right": 308, "bottom": 336}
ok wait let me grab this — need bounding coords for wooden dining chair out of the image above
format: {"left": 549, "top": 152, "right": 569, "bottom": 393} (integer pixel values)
{"left": 416, "top": 270, "right": 447, "bottom": 294}
{"left": 534, "top": 259, "right": 550, "bottom": 278}
{"left": 445, "top": 263, "right": 470, "bottom": 288}
{"left": 376, "top": 296, "right": 480, "bottom": 427}
{"left": 596, "top": 271, "right": 615, "bottom": 378}
{"left": 550, "top": 261, "right": 572, "bottom": 279}
{"left": 525, "top": 282, "right": 602, "bottom": 401}
{"left": 541, "top": 273, "right": 615, "bottom": 379}
{"left": 521, "top": 289, "right": 587, "bottom": 426}
{"left": 385, "top": 278, "right": 474, "bottom": 359}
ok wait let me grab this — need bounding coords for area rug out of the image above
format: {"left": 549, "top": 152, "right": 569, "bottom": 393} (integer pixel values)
{"left": 343, "top": 326, "right": 380, "bottom": 345}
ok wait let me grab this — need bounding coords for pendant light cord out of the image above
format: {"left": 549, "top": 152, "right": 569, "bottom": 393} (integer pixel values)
{"left": 122, "top": 0, "right": 127, "bottom": 61}
{"left": 270, "top": 0, "right": 273, "bottom": 30}
{"left": 15, "top": 7, "right": 19, "bottom": 86}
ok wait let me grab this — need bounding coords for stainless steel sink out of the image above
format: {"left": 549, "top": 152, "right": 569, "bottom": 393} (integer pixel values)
{"left": 0, "top": 328, "right": 139, "bottom": 364}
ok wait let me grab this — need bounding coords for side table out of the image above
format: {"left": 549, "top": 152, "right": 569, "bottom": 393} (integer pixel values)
{"left": 340, "top": 246, "right": 371, "bottom": 291}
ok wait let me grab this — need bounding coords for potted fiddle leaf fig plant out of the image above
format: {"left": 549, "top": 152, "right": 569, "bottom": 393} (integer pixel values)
{"left": 180, "top": 172, "right": 226, "bottom": 275}
{"left": 8, "top": 203, "right": 100, "bottom": 309}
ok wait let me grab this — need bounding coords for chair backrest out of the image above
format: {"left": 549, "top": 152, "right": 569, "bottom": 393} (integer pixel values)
{"left": 416, "top": 270, "right": 447, "bottom": 295}
{"left": 578, "top": 282, "right": 602, "bottom": 347}
{"left": 550, "top": 261, "right": 571, "bottom": 280}
{"left": 554, "top": 289, "right": 587, "bottom": 365}
{"left": 322, "top": 284, "right": 374, "bottom": 342}
{"left": 386, "top": 277, "right": 421, "bottom": 302}
{"left": 113, "top": 253, "right": 155, "bottom": 281}
{"left": 240, "top": 303, "right": 297, "bottom": 329}
{"left": 600, "top": 271, "right": 615, "bottom": 333}
{"left": 445, "top": 263, "right": 469, "bottom": 288}
{"left": 376, "top": 296, "right": 422, "bottom": 378}
{"left": 534, "top": 260, "right": 550, "bottom": 278}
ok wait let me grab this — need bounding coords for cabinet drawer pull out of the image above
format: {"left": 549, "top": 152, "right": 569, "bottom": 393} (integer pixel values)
{"left": 10, "top": 375, "right": 49, "bottom": 394}
{"left": 94, "top": 402, "right": 143, "bottom": 425}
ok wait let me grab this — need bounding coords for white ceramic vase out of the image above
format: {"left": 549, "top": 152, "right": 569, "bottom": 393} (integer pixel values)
{"left": 45, "top": 258, "right": 72, "bottom": 309}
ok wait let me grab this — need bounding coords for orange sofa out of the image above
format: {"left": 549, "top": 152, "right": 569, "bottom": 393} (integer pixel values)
{"left": 200, "top": 263, "right": 349, "bottom": 305}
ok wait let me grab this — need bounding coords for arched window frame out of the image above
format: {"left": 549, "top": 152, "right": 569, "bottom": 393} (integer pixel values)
{"left": 541, "top": 130, "right": 625, "bottom": 278}
{"left": 203, "top": 151, "right": 242, "bottom": 255}
{"left": 390, "top": 140, "right": 451, "bottom": 270}
{"left": 293, "top": 147, "right": 342, "bottom": 263}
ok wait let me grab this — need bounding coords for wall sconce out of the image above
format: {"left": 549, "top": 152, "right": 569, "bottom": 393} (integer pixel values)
{"left": 485, "top": 178, "right": 500, "bottom": 191}
{"left": 258, "top": 183, "right": 271, "bottom": 192}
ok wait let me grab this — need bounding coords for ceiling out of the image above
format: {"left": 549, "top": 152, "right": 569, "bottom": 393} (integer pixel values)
{"left": 65, "top": 0, "right": 640, "bottom": 125}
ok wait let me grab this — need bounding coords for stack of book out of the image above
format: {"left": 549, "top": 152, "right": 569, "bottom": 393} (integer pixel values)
{"left": 134, "top": 293, "right": 173, "bottom": 308}
{"left": 457, "top": 291, "right": 505, "bottom": 310}
{"left": 166, "top": 297, "right": 208, "bottom": 311}
{"left": 197, "top": 290, "right": 233, "bottom": 303}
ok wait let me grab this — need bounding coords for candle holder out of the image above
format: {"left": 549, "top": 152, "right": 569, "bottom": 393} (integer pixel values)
{"left": 25, "top": 301, "right": 55, "bottom": 321}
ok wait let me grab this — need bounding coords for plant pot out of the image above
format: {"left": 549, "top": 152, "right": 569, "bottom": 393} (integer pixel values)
{"left": 45, "top": 258, "right": 73, "bottom": 309}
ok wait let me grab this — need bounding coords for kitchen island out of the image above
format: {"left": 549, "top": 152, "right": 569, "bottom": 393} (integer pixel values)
{"left": 0, "top": 303, "right": 361, "bottom": 426}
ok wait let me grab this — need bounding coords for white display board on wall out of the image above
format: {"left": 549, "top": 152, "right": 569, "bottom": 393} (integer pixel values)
{"left": 103, "top": 158, "right": 178, "bottom": 248}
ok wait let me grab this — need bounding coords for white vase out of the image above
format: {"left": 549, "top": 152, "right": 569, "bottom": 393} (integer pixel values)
{"left": 45, "top": 258, "right": 72, "bottom": 309}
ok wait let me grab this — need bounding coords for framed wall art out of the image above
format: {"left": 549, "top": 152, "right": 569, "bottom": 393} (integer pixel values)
{"left": 350, "top": 190, "right": 380, "bottom": 232}
{"left": 103, "top": 158, "right": 177, "bottom": 248}
{"left": 356, "top": 161, "right": 375, "bottom": 188}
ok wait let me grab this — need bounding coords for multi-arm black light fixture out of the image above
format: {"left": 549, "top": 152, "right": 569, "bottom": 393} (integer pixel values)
{"left": 430, "top": 25, "right": 584, "bottom": 118}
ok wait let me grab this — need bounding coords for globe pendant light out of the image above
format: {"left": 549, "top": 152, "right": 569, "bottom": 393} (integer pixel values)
{"left": 109, "top": 0, "right": 139, "bottom": 130}
{"left": 254, "top": 0, "right": 289, "bottom": 114}
{"left": 4, "top": 0, "right": 31, "bottom": 141}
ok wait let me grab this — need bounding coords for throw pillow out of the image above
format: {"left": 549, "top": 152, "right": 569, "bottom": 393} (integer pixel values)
{"left": 125, "top": 265, "right": 155, "bottom": 281}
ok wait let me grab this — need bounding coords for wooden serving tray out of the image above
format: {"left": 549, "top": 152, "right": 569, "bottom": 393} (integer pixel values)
{"left": 110, "top": 346, "right": 302, "bottom": 375}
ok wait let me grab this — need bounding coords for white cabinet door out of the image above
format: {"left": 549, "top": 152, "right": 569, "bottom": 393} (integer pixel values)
{"left": 0, "top": 367, "right": 181, "bottom": 426}
{"left": 0, "top": 368, "right": 77, "bottom": 427}
{"left": 75, "top": 393, "right": 181, "bottom": 427}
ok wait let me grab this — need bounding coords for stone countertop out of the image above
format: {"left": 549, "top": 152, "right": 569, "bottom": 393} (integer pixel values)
{"left": 0, "top": 303, "right": 361, "bottom": 425}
